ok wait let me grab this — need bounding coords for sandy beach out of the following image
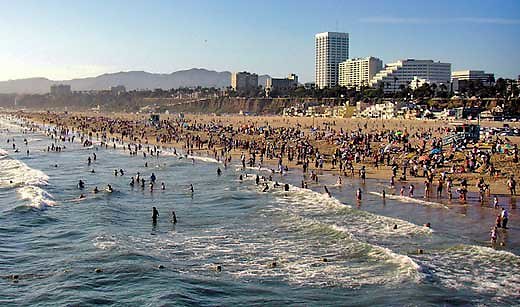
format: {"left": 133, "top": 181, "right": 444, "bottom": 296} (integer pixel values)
{"left": 12, "top": 110, "right": 520, "bottom": 196}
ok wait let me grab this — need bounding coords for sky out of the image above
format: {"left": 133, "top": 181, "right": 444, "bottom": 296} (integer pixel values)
{"left": 0, "top": 0, "right": 519, "bottom": 82}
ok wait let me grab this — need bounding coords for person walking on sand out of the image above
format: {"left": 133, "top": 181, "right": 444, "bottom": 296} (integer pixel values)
{"left": 507, "top": 176, "right": 516, "bottom": 196}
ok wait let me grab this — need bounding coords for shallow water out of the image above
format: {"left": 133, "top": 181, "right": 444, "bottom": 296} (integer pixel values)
{"left": 0, "top": 115, "right": 519, "bottom": 306}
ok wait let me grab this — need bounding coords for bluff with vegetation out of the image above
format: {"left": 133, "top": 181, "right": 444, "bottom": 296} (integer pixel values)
{"left": 0, "top": 94, "right": 343, "bottom": 115}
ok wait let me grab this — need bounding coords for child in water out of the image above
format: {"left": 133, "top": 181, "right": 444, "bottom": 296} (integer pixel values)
{"left": 490, "top": 227, "right": 498, "bottom": 244}
{"left": 356, "top": 188, "right": 362, "bottom": 201}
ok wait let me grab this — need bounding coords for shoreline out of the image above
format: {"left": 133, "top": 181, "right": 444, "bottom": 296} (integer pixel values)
{"left": 1, "top": 110, "right": 518, "bottom": 253}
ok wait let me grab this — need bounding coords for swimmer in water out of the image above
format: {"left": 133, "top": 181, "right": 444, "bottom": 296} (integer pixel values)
{"left": 161, "top": 182, "right": 165, "bottom": 190}
{"left": 189, "top": 184, "right": 194, "bottom": 193}
{"left": 79, "top": 194, "right": 86, "bottom": 199}
{"left": 106, "top": 184, "right": 113, "bottom": 193}
{"left": 217, "top": 167, "right": 222, "bottom": 176}
{"left": 152, "top": 207, "right": 159, "bottom": 224}
{"left": 284, "top": 183, "right": 289, "bottom": 191}
{"left": 93, "top": 186, "right": 99, "bottom": 194}
{"left": 262, "top": 183, "right": 269, "bottom": 192}
{"left": 78, "top": 180, "right": 85, "bottom": 189}
{"left": 382, "top": 189, "right": 386, "bottom": 199}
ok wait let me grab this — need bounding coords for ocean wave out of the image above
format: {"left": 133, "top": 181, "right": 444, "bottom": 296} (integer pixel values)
{"left": 0, "top": 156, "right": 49, "bottom": 187}
{"left": 17, "top": 186, "right": 56, "bottom": 210}
{"left": 187, "top": 154, "right": 222, "bottom": 164}
{"left": 369, "top": 191, "right": 449, "bottom": 209}
{"left": 416, "top": 244, "right": 520, "bottom": 302}
{"left": 258, "top": 179, "right": 431, "bottom": 239}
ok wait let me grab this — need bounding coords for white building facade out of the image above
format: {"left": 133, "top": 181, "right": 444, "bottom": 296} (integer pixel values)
{"left": 338, "top": 57, "right": 383, "bottom": 88}
{"left": 451, "top": 70, "right": 494, "bottom": 91}
{"left": 315, "top": 32, "right": 349, "bottom": 89}
{"left": 369, "top": 59, "right": 451, "bottom": 93}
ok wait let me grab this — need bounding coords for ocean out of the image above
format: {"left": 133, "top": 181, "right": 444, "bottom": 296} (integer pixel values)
{"left": 0, "top": 114, "right": 519, "bottom": 306}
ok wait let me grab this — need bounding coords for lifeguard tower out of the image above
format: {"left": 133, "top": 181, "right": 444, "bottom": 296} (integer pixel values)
{"left": 443, "top": 123, "right": 480, "bottom": 145}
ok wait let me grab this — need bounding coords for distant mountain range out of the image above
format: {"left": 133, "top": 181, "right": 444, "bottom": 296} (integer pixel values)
{"left": 0, "top": 68, "right": 271, "bottom": 94}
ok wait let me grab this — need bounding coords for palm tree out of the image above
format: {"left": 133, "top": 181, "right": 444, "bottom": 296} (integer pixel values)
{"left": 431, "top": 83, "right": 438, "bottom": 98}
{"left": 399, "top": 84, "right": 406, "bottom": 98}
{"left": 378, "top": 82, "right": 385, "bottom": 98}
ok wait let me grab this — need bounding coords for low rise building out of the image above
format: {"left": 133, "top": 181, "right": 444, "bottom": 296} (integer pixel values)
{"left": 357, "top": 102, "right": 398, "bottom": 119}
{"left": 110, "top": 85, "right": 126, "bottom": 95}
{"left": 451, "top": 70, "right": 495, "bottom": 92}
{"left": 265, "top": 74, "right": 298, "bottom": 96}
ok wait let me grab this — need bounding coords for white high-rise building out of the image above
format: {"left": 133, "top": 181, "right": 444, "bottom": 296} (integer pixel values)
{"left": 369, "top": 59, "right": 451, "bottom": 93}
{"left": 339, "top": 57, "right": 383, "bottom": 88}
{"left": 315, "top": 32, "right": 349, "bottom": 89}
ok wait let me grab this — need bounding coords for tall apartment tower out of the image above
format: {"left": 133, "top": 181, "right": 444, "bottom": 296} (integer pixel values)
{"left": 315, "top": 32, "right": 349, "bottom": 89}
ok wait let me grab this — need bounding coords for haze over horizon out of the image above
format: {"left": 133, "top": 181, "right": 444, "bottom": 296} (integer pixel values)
{"left": 1, "top": 0, "right": 519, "bottom": 83}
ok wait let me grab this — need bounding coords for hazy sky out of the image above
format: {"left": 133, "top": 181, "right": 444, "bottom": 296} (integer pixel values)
{"left": 0, "top": 0, "right": 519, "bottom": 82}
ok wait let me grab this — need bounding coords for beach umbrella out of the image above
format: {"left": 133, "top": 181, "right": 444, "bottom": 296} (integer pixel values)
{"left": 430, "top": 148, "right": 441, "bottom": 154}
{"left": 419, "top": 155, "right": 430, "bottom": 161}
{"left": 395, "top": 131, "right": 403, "bottom": 136}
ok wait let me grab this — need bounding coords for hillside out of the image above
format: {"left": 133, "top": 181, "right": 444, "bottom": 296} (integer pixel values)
{"left": 0, "top": 69, "right": 270, "bottom": 94}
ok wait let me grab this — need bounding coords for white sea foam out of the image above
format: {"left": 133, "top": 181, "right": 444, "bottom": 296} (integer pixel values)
{"left": 17, "top": 185, "right": 56, "bottom": 209}
{"left": 260, "top": 180, "right": 431, "bottom": 238}
{"left": 93, "top": 234, "right": 120, "bottom": 250}
{"left": 370, "top": 191, "right": 449, "bottom": 209}
{"left": 244, "top": 165, "right": 276, "bottom": 173}
{"left": 0, "top": 157, "right": 49, "bottom": 187}
{"left": 417, "top": 244, "right": 520, "bottom": 302}
{"left": 187, "top": 154, "right": 222, "bottom": 164}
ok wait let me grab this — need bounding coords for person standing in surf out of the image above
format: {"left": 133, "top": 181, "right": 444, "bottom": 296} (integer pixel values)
{"left": 152, "top": 207, "right": 159, "bottom": 224}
